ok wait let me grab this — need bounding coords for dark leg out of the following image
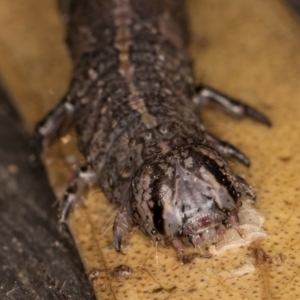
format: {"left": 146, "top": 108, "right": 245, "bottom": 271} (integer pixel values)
{"left": 30, "top": 96, "right": 75, "bottom": 164}
{"left": 169, "top": 237, "right": 185, "bottom": 261}
{"left": 113, "top": 205, "right": 133, "bottom": 254}
{"left": 205, "top": 131, "right": 251, "bottom": 166}
{"left": 195, "top": 85, "right": 271, "bottom": 127}
{"left": 59, "top": 164, "right": 96, "bottom": 227}
{"left": 235, "top": 175, "right": 256, "bottom": 200}
{"left": 175, "top": 236, "right": 212, "bottom": 264}
{"left": 227, "top": 212, "right": 244, "bottom": 237}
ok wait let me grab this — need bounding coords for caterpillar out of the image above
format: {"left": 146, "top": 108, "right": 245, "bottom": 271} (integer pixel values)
{"left": 32, "top": 0, "right": 271, "bottom": 261}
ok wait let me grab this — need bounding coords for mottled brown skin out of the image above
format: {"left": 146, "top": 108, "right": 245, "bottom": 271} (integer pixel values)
{"left": 33, "top": 0, "right": 271, "bottom": 259}
{"left": 67, "top": 0, "right": 197, "bottom": 195}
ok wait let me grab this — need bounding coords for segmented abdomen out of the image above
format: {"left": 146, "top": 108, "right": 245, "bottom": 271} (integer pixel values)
{"left": 66, "top": 0, "right": 204, "bottom": 203}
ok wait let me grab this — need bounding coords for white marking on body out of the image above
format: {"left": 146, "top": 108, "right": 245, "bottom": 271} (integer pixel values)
{"left": 157, "top": 141, "right": 171, "bottom": 154}
{"left": 88, "top": 69, "right": 98, "bottom": 80}
{"left": 199, "top": 166, "right": 220, "bottom": 189}
{"left": 80, "top": 97, "right": 88, "bottom": 104}
{"left": 161, "top": 184, "right": 182, "bottom": 235}
{"left": 184, "top": 157, "right": 193, "bottom": 168}
{"left": 100, "top": 105, "right": 107, "bottom": 115}
{"left": 166, "top": 167, "right": 174, "bottom": 179}
{"left": 161, "top": 184, "right": 173, "bottom": 205}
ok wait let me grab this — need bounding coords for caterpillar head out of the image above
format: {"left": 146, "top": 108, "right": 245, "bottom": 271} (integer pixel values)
{"left": 129, "top": 144, "right": 245, "bottom": 253}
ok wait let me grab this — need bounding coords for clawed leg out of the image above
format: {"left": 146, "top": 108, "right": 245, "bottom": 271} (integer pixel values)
{"left": 205, "top": 131, "right": 250, "bottom": 166}
{"left": 226, "top": 210, "right": 244, "bottom": 238}
{"left": 59, "top": 164, "right": 96, "bottom": 227}
{"left": 195, "top": 85, "right": 271, "bottom": 126}
{"left": 235, "top": 175, "right": 256, "bottom": 200}
{"left": 169, "top": 237, "right": 185, "bottom": 261}
{"left": 30, "top": 96, "right": 75, "bottom": 164}
{"left": 113, "top": 205, "right": 133, "bottom": 254}
{"left": 170, "top": 234, "right": 214, "bottom": 262}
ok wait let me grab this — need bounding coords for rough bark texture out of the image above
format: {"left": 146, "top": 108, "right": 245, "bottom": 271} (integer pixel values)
{"left": 0, "top": 83, "right": 95, "bottom": 300}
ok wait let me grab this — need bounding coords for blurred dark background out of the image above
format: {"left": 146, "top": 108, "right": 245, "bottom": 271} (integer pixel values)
{"left": 0, "top": 82, "right": 95, "bottom": 299}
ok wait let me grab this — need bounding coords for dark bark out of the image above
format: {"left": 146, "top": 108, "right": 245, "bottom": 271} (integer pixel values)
{"left": 0, "top": 82, "right": 95, "bottom": 300}
{"left": 283, "top": 0, "right": 300, "bottom": 17}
